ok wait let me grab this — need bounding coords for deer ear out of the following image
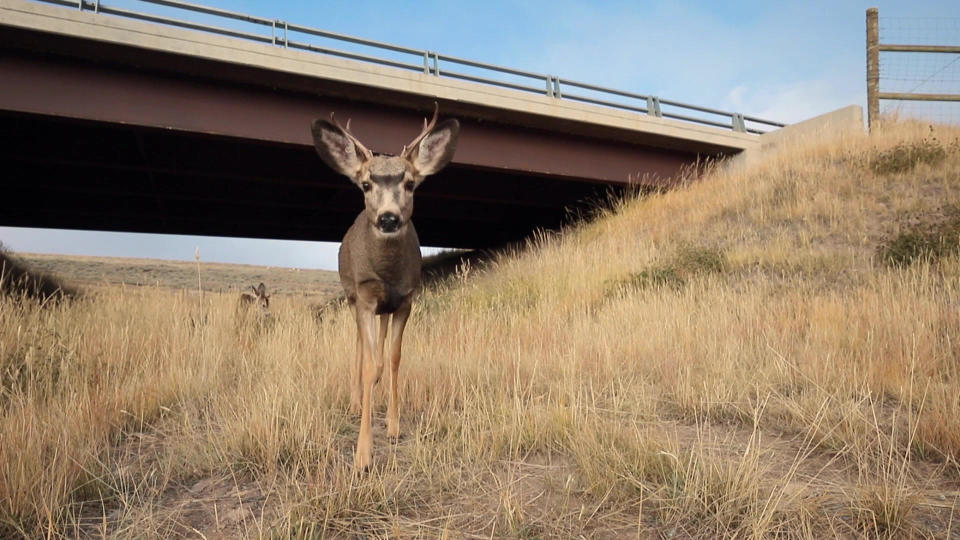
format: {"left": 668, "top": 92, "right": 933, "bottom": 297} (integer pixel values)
{"left": 256, "top": 283, "right": 266, "bottom": 296}
{"left": 311, "top": 119, "right": 368, "bottom": 179}
{"left": 409, "top": 119, "right": 460, "bottom": 177}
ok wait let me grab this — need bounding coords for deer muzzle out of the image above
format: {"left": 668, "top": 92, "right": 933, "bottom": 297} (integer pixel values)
{"left": 376, "top": 212, "right": 401, "bottom": 233}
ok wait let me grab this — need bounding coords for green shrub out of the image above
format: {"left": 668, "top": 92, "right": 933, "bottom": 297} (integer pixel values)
{"left": 609, "top": 267, "right": 685, "bottom": 294}
{"left": 674, "top": 245, "right": 728, "bottom": 274}
{"left": 603, "top": 244, "right": 727, "bottom": 300}
{"left": 869, "top": 136, "right": 951, "bottom": 176}
{"left": 876, "top": 205, "right": 960, "bottom": 267}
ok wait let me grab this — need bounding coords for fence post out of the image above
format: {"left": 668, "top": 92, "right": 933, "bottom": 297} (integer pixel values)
{"left": 866, "top": 7, "right": 880, "bottom": 132}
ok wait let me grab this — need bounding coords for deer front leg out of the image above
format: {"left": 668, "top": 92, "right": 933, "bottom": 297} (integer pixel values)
{"left": 350, "top": 328, "right": 361, "bottom": 414}
{"left": 387, "top": 299, "right": 412, "bottom": 438}
{"left": 354, "top": 305, "right": 378, "bottom": 470}
{"left": 376, "top": 313, "right": 390, "bottom": 385}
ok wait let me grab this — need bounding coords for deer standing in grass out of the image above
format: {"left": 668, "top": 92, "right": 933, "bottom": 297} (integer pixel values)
{"left": 311, "top": 106, "right": 459, "bottom": 470}
{"left": 238, "top": 282, "right": 271, "bottom": 316}
{"left": 235, "top": 282, "right": 273, "bottom": 343}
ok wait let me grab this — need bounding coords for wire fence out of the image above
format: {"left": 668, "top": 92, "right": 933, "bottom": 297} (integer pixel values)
{"left": 868, "top": 9, "right": 960, "bottom": 128}
{"left": 28, "top": 0, "right": 785, "bottom": 134}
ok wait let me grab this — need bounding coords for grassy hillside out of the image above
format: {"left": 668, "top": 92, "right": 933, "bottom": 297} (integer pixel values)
{"left": 2, "top": 120, "right": 959, "bottom": 538}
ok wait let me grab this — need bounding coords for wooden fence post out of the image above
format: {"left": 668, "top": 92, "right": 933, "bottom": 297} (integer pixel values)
{"left": 866, "top": 7, "right": 880, "bottom": 132}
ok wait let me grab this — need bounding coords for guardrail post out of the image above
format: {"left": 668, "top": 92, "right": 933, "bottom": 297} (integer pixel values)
{"left": 647, "top": 96, "right": 662, "bottom": 117}
{"left": 433, "top": 52, "right": 440, "bottom": 76}
{"left": 423, "top": 51, "right": 430, "bottom": 74}
{"left": 545, "top": 76, "right": 562, "bottom": 98}
{"left": 732, "top": 113, "right": 746, "bottom": 132}
{"left": 272, "top": 20, "right": 288, "bottom": 47}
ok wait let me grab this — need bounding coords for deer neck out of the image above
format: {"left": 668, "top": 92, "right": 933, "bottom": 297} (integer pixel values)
{"left": 359, "top": 219, "right": 420, "bottom": 284}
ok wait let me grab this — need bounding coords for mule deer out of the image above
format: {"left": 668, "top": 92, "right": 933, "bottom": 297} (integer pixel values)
{"left": 236, "top": 282, "right": 273, "bottom": 335}
{"left": 311, "top": 105, "right": 459, "bottom": 470}
{"left": 238, "top": 282, "right": 270, "bottom": 316}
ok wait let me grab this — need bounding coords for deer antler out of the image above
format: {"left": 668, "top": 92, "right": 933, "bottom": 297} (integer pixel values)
{"left": 329, "top": 112, "right": 374, "bottom": 160}
{"left": 401, "top": 102, "right": 440, "bottom": 159}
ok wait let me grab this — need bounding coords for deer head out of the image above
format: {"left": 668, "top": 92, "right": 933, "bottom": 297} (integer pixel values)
{"left": 311, "top": 105, "right": 460, "bottom": 236}
{"left": 252, "top": 282, "right": 269, "bottom": 310}
{"left": 239, "top": 282, "right": 270, "bottom": 314}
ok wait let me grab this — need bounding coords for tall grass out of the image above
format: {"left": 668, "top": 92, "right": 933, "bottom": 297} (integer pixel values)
{"left": 2, "top": 120, "right": 960, "bottom": 538}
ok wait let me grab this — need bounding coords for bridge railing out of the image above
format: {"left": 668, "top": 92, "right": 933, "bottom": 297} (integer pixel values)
{"left": 34, "top": 0, "right": 785, "bottom": 134}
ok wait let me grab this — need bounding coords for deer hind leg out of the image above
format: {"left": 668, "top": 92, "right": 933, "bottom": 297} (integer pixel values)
{"left": 386, "top": 299, "right": 412, "bottom": 439}
{"left": 354, "top": 304, "right": 378, "bottom": 470}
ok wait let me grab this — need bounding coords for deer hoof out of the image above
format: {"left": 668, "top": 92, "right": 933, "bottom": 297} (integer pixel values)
{"left": 354, "top": 448, "right": 373, "bottom": 471}
{"left": 350, "top": 394, "right": 361, "bottom": 414}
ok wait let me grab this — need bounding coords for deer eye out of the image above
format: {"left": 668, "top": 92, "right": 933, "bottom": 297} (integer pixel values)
{"left": 404, "top": 181, "right": 415, "bottom": 192}
{"left": 361, "top": 181, "right": 372, "bottom": 192}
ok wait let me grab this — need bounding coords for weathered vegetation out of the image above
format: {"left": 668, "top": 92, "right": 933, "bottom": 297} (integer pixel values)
{"left": 2, "top": 120, "right": 960, "bottom": 538}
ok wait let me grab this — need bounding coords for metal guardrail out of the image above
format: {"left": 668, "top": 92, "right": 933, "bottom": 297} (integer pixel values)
{"left": 34, "top": 0, "right": 786, "bottom": 134}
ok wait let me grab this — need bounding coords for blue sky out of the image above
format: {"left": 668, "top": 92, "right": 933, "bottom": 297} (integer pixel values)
{"left": 2, "top": 0, "right": 958, "bottom": 269}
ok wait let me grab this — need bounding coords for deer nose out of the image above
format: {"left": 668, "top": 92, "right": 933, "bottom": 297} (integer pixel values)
{"left": 376, "top": 213, "right": 401, "bottom": 233}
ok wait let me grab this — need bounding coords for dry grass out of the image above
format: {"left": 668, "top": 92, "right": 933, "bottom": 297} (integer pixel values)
{"left": 3, "top": 120, "right": 960, "bottom": 538}
{"left": 14, "top": 253, "right": 341, "bottom": 299}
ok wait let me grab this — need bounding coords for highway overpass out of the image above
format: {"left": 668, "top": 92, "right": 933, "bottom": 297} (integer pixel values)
{"left": 0, "top": 0, "right": 783, "bottom": 247}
